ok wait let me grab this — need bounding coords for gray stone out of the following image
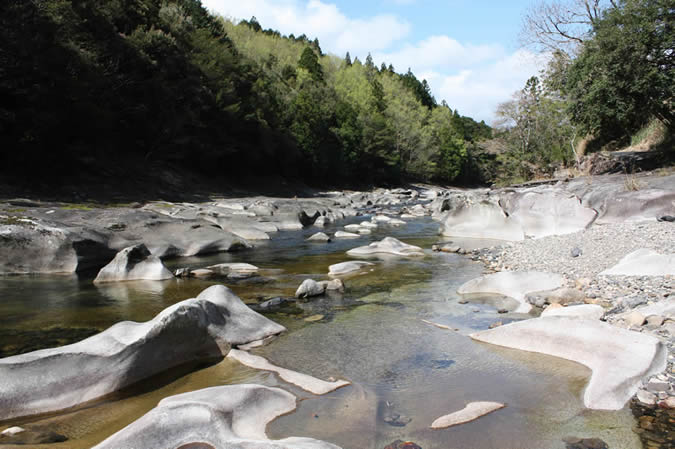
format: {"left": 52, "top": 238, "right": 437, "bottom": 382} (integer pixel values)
{"left": 0, "top": 285, "right": 285, "bottom": 420}
{"left": 636, "top": 389, "right": 658, "bottom": 405}
{"left": 571, "top": 247, "right": 583, "bottom": 258}
{"left": 94, "top": 244, "right": 174, "bottom": 283}
{"left": 646, "top": 379, "right": 670, "bottom": 392}
{"left": 93, "top": 385, "right": 341, "bottom": 449}
{"left": 296, "top": 279, "right": 326, "bottom": 298}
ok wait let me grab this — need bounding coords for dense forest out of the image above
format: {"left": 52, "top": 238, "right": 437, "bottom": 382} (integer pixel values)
{"left": 491, "top": 0, "right": 673, "bottom": 183}
{"left": 0, "top": 0, "right": 491, "bottom": 187}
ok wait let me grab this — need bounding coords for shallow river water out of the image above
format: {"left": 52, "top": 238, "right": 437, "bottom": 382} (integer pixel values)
{"left": 0, "top": 217, "right": 641, "bottom": 449}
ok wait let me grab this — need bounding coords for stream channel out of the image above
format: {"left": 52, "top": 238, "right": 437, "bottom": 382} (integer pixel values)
{"left": 0, "top": 215, "right": 641, "bottom": 449}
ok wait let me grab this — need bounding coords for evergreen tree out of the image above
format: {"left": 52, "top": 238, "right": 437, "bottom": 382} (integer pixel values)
{"left": 298, "top": 46, "right": 323, "bottom": 82}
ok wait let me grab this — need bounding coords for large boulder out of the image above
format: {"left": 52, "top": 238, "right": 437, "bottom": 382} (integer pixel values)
{"left": 441, "top": 197, "right": 525, "bottom": 241}
{"left": 346, "top": 237, "right": 424, "bottom": 257}
{"left": 93, "top": 385, "right": 341, "bottom": 449}
{"left": 600, "top": 249, "right": 675, "bottom": 276}
{"left": 471, "top": 316, "right": 667, "bottom": 410}
{"left": 94, "top": 244, "right": 174, "bottom": 283}
{"left": 0, "top": 285, "right": 285, "bottom": 420}
{"left": 457, "top": 271, "right": 565, "bottom": 313}
{"left": 110, "top": 219, "right": 251, "bottom": 258}
{"left": 499, "top": 190, "right": 597, "bottom": 239}
{"left": 0, "top": 218, "right": 113, "bottom": 274}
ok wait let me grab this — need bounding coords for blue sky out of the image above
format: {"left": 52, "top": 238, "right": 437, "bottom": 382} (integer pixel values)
{"left": 202, "top": 0, "right": 548, "bottom": 123}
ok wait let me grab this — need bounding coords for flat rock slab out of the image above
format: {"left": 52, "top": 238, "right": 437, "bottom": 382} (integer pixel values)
{"left": 600, "top": 249, "right": 675, "bottom": 276}
{"left": 441, "top": 199, "right": 525, "bottom": 241}
{"left": 541, "top": 304, "right": 605, "bottom": 320}
{"left": 93, "top": 384, "right": 341, "bottom": 449}
{"left": 431, "top": 402, "right": 505, "bottom": 429}
{"left": 227, "top": 350, "right": 350, "bottom": 395}
{"left": 94, "top": 244, "right": 174, "bottom": 283}
{"left": 471, "top": 316, "right": 667, "bottom": 410}
{"left": 207, "top": 262, "right": 259, "bottom": 279}
{"left": 458, "top": 271, "right": 564, "bottom": 313}
{"left": 334, "top": 231, "right": 360, "bottom": 239}
{"left": 346, "top": 237, "right": 424, "bottom": 257}
{"left": 328, "top": 261, "right": 374, "bottom": 276}
{"left": 0, "top": 286, "right": 285, "bottom": 420}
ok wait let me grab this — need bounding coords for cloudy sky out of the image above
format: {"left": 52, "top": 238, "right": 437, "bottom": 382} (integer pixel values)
{"left": 201, "top": 0, "right": 548, "bottom": 124}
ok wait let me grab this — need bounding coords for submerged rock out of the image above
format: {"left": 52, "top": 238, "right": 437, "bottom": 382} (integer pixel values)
{"left": 383, "top": 440, "right": 422, "bottom": 449}
{"left": 0, "top": 286, "right": 285, "bottom": 420}
{"left": 471, "top": 316, "right": 667, "bottom": 410}
{"left": 227, "top": 350, "right": 349, "bottom": 395}
{"left": 94, "top": 244, "right": 174, "bottom": 283}
{"left": 563, "top": 437, "right": 609, "bottom": 449}
{"left": 0, "top": 428, "right": 67, "bottom": 445}
{"left": 430, "top": 402, "right": 505, "bottom": 429}
{"left": 93, "top": 385, "right": 341, "bottom": 449}
{"left": 207, "top": 262, "right": 259, "bottom": 279}
{"left": 328, "top": 261, "right": 374, "bottom": 276}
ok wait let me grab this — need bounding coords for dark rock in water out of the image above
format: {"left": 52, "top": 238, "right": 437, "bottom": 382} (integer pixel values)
{"left": 0, "top": 429, "right": 67, "bottom": 444}
{"left": 571, "top": 247, "right": 583, "bottom": 258}
{"left": 176, "top": 444, "right": 216, "bottom": 449}
{"left": 497, "top": 308, "right": 508, "bottom": 314}
{"left": 384, "top": 440, "right": 422, "bottom": 449}
{"left": 383, "top": 413, "right": 412, "bottom": 427}
{"left": 657, "top": 215, "right": 675, "bottom": 222}
{"left": 563, "top": 436, "right": 609, "bottom": 449}
{"left": 259, "top": 297, "right": 288, "bottom": 310}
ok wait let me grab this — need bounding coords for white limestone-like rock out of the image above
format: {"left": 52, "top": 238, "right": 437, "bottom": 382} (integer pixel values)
{"left": 470, "top": 316, "right": 667, "bottom": 410}
{"left": 458, "top": 271, "right": 564, "bottom": 313}
{"left": 207, "top": 262, "right": 259, "bottom": 279}
{"left": 334, "top": 231, "right": 360, "bottom": 239}
{"left": 347, "top": 237, "right": 424, "bottom": 257}
{"left": 600, "top": 249, "right": 675, "bottom": 276}
{"left": 328, "top": 261, "right": 375, "bottom": 276}
{"left": 442, "top": 199, "right": 525, "bottom": 241}
{"left": 94, "top": 244, "right": 174, "bottom": 283}
{"left": 93, "top": 385, "right": 341, "bottom": 449}
{"left": 0, "top": 285, "right": 285, "bottom": 420}
{"left": 431, "top": 402, "right": 505, "bottom": 429}
{"left": 228, "top": 350, "right": 350, "bottom": 395}
{"left": 296, "top": 279, "right": 327, "bottom": 298}
{"left": 541, "top": 304, "right": 605, "bottom": 320}
{"left": 307, "top": 232, "right": 332, "bottom": 242}
{"left": 344, "top": 224, "right": 361, "bottom": 232}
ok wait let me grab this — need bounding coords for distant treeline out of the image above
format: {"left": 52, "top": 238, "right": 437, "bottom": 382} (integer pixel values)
{"left": 0, "top": 0, "right": 492, "bottom": 185}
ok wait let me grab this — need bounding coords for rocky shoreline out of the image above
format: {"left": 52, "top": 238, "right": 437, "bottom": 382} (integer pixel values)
{"left": 0, "top": 170, "right": 674, "bottom": 448}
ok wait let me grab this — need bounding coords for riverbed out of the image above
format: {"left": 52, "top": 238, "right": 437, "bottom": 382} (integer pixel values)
{"left": 0, "top": 216, "right": 642, "bottom": 449}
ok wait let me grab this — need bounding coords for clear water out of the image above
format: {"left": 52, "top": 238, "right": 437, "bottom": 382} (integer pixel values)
{"left": 0, "top": 217, "right": 641, "bottom": 449}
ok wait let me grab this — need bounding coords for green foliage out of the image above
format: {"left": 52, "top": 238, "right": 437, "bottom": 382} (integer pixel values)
{"left": 0, "top": 1, "right": 492, "bottom": 186}
{"left": 564, "top": 0, "right": 674, "bottom": 144}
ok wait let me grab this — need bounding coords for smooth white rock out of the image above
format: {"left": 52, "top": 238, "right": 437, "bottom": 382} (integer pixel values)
{"left": 227, "top": 350, "right": 350, "bottom": 395}
{"left": 307, "top": 232, "right": 331, "bottom": 242}
{"left": 1, "top": 427, "right": 25, "bottom": 437}
{"left": 471, "top": 316, "right": 667, "bottom": 410}
{"left": 600, "top": 249, "right": 675, "bottom": 276}
{"left": 541, "top": 304, "right": 605, "bottom": 320}
{"left": 347, "top": 237, "right": 424, "bottom": 257}
{"left": 334, "top": 231, "right": 360, "bottom": 239}
{"left": 431, "top": 402, "right": 505, "bottom": 429}
{"left": 93, "top": 385, "right": 341, "bottom": 449}
{"left": 328, "top": 261, "right": 375, "bottom": 276}
{"left": 458, "top": 271, "right": 564, "bottom": 313}
{"left": 0, "top": 286, "right": 285, "bottom": 420}
{"left": 442, "top": 200, "right": 525, "bottom": 241}
{"left": 94, "top": 244, "right": 174, "bottom": 283}
{"left": 344, "top": 224, "right": 361, "bottom": 232}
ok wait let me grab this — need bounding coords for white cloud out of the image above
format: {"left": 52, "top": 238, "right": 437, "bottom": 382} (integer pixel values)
{"left": 374, "top": 35, "right": 503, "bottom": 73}
{"left": 202, "top": 0, "right": 410, "bottom": 55}
{"left": 433, "top": 50, "right": 550, "bottom": 123}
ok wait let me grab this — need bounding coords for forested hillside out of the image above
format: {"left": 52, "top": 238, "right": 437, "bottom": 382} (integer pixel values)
{"left": 0, "top": 0, "right": 490, "bottom": 186}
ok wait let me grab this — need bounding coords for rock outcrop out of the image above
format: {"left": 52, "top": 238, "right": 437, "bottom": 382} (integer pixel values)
{"left": 93, "top": 244, "right": 174, "bottom": 283}
{"left": 471, "top": 316, "right": 667, "bottom": 410}
{"left": 93, "top": 385, "right": 342, "bottom": 449}
{"left": 0, "top": 285, "right": 285, "bottom": 420}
